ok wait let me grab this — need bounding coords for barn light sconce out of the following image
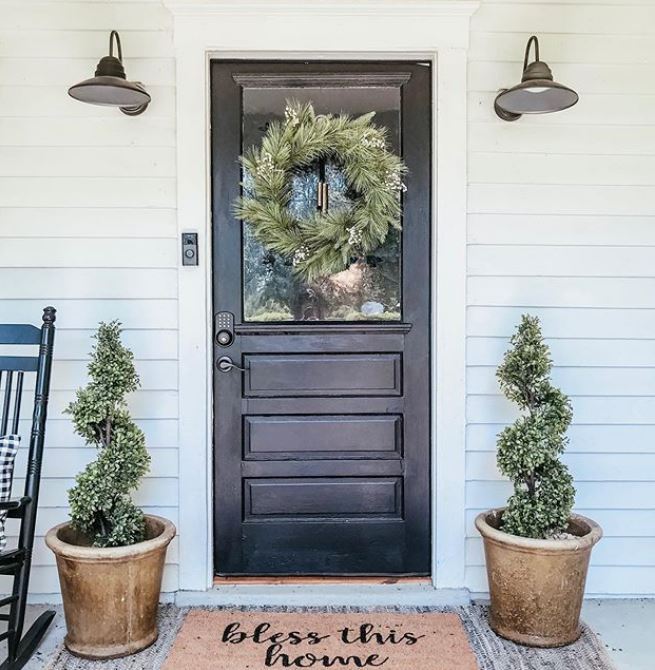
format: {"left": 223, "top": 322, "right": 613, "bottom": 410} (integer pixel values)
{"left": 494, "top": 36, "right": 579, "bottom": 122}
{"left": 68, "top": 31, "right": 150, "bottom": 116}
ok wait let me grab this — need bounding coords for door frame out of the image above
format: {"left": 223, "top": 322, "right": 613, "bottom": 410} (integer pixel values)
{"left": 165, "top": 0, "right": 479, "bottom": 598}
{"left": 211, "top": 60, "right": 432, "bottom": 576}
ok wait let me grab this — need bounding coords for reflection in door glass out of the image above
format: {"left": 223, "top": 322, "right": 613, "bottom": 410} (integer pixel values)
{"left": 242, "top": 87, "right": 402, "bottom": 322}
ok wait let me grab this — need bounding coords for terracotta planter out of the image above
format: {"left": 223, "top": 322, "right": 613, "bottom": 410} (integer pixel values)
{"left": 45, "top": 515, "right": 175, "bottom": 659}
{"left": 475, "top": 509, "right": 602, "bottom": 648}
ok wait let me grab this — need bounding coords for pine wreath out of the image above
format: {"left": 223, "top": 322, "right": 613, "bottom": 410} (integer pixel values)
{"left": 234, "top": 101, "right": 407, "bottom": 282}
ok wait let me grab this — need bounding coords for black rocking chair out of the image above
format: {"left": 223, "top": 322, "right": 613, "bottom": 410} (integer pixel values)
{"left": 0, "top": 307, "right": 56, "bottom": 670}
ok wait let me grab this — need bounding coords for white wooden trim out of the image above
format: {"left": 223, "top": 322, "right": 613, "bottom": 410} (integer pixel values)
{"left": 433, "top": 49, "right": 468, "bottom": 588}
{"left": 168, "top": 0, "right": 478, "bottom": 593}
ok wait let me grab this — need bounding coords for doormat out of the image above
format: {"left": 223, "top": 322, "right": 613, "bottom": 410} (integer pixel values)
{"left": 44, "top": 604, "right": 616, "bottom": 670}
{"left": 162, "top": 610, "right": 478, "bottom": 670}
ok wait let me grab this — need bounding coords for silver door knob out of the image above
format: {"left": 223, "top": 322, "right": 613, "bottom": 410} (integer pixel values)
{"left": 216, "top": 356, "right": 247, "bottom": 373}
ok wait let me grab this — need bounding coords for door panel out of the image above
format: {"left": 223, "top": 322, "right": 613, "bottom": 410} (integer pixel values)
{"left": 243, "top": 354, "right": 402, "bottom": 397}
{"left": 243, "top": 415, "right": 402, "bottom": 460}
{"left": 211, "top": 61, "right": 431, "bottom": 575}
{"left": 244, "top": 477, "right": 403, "bottom": 519}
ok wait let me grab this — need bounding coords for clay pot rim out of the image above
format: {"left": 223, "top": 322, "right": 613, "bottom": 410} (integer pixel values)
{"left": 45, "top": 514, "right": 176, "bottom": 561}
{"left": 475, "top": 508, "right": 602, "bottom": 553}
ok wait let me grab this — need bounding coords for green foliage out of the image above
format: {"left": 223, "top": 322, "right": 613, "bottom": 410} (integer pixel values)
{"left": 66, "top": 322, "right": 150, "bottom": 547}
{"left": 496, "top": 315, "right": 575, "bottom": 539}
{"left": 234, "top": 100, "right": 407, "bottom": 282}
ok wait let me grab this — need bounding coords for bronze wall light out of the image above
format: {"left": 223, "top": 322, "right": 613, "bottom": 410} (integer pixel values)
{"left": 68, "top": 31, "right": 150, "bottom": 116}
{"left": 495, "top": 36, "right": 579, "bottom": 122}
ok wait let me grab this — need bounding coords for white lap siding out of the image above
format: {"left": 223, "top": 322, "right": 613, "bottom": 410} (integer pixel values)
{"left": 466, "top": 0, "right": 655, "bottom": 596}
{"left": 1, "top": 0, "right": 654, "bottom": 598}
{"left": 0, "top": 0, "right": 178, "bottom": 598}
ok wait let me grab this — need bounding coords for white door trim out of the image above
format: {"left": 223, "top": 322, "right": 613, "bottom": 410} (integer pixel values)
{"left": 165, "top": 0, "right": 478, "bottom": 596}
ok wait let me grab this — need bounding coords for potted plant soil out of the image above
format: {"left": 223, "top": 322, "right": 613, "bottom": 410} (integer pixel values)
{"left": 46, "top": 322, "right": 175, "bottom": 659}
{"left": 475, "top": 315, "right": 602, "bottom": 648}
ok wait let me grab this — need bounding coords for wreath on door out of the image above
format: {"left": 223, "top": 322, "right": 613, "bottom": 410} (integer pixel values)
{"left": 234, "top": 101, "right": 407, "bottom": 282}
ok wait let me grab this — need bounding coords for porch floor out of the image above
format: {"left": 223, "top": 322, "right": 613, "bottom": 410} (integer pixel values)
{"left": 19, "top": 599, "right": 654, "bottom": 670}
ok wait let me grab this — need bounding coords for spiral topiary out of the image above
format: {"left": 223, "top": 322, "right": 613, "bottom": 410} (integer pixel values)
{"left": 496, "top": 315, "right": 576, "bottom": 539}
{"left": 65, "top": 321, "right": 150, "bottom": 547}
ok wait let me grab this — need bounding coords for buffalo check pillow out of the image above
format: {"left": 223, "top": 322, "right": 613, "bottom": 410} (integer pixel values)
{"left": 0, "top": 435, "right": 20, "bottom": 549}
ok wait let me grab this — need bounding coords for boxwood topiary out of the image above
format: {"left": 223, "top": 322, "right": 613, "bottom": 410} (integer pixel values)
{"left": 65, "top": 321, "right": 150, "bottom": 547}
{"left": 496, "top": 314, "right": 576, "bottom": 539}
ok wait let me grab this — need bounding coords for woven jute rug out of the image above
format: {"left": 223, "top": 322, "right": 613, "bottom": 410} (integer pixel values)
{"left": 44, "top": 604, "right": 616, "bottom": 670}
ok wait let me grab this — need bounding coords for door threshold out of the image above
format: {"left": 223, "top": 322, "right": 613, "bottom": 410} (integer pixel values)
{"left": 214, "top": 576, "right": 432, "bottom": 586}
{"left": 177, "top": 584, "right": 471, "bottom": 608}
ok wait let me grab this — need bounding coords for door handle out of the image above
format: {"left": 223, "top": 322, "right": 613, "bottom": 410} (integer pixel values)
{"left": 216, "top": 356, "right": 247, "bottom": 373}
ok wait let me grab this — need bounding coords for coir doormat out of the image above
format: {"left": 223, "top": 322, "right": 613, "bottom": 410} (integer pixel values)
{"left": 162, "top": 610, "right": 478, "bottom": 670}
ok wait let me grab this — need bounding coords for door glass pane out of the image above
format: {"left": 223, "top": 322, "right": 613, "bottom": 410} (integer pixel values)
{"left": 242, "top": 86, "right": 402, "bottom": 322}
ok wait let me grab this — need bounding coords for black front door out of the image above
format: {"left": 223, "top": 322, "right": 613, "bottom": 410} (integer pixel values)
{"left": 212, "top": 61, "right": 431, "bottom": 575}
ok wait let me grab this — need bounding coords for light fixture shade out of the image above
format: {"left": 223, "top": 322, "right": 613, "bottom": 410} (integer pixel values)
{"left": 68, "top": 32, "right": 150, "bottom": 116}
{"left": 495, "top": 36, "right": 579, "bottom": 121}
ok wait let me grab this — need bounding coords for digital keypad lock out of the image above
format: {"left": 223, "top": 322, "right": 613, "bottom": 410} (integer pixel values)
{"left": 215, "top": 311, "right": 234, "bottom": 347}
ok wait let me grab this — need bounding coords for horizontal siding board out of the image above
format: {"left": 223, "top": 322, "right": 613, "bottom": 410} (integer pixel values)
{"left": 54, "top": 329, "right": 177, "bottom": 361}
{"left": 0, "top": 117, "right": 175, "bottom": 148}
{"left": 0, "top": 208, "right": 177, "bottom": 238}
{"left": 0, "top": 177, "right": 175, "bottom": 208}
{"left": 0, "top": 147, "right": 176, "bottom": 178}
{"left": 469, "top": 184, "right": 655, "bottom": 216}
{"left": 471, "top": 4, "right": 655, "bottom": 35}
{"left": 0, "top": 30, "right": 172, "bottom": 59}
{"left": 467, "top": 306, "right": 655, "bottom": 339}
{"left": 0, "top": 58, "right": 175, "bottom": 87}
{"left": 468, "top": 367, "right": 655, "bottom": 396}
{"left": 0, "top": 239, "right": 177, "bottom": 268}
{"left": 468, "top": 215, "right": 655, "bottom": 246}
{"left": 468, "top": 277, "right": 655, "bottom": 308}
{"left": 469, "top": 245, "right": 655, "bottom": 277}
{"left": 470, "top": 32, "right": 655, "bottom": 64}
{"left": 470, "top": 124, "right": 655, "bottom": 157}
{"left": 467, "top": 337, "right": 655, "bottom": 368}
{"left": 0, "top": 300, "right": 178, "bottom": 329}
{"left": 470, "top": 153, "right": 655, "bottom": 187}
{"left": 2, "top": 3, "right": 172, "bottom": 31}
{"left": 0, "top": 269, "right": 177, "bottom": 299}
{"left": 466, "top": 452, "right": 655, "bottom": 482}
{"left": 468, "top": 395, "right": 655, "bottom": 424}
{"left": 467, "top": 424, "right": 655, "bottom": 454}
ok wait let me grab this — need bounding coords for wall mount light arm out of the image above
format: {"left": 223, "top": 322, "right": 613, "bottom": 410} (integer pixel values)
{"left": 68, "top": 30, "right": 151, "bottom": 116}
{"left": 494, "top": 35, "right": 579, "bottom": 122}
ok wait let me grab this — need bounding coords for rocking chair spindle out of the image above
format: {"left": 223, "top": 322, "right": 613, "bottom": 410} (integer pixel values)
{"left": 0, "top": 307, "right": 57, "bottom": 670}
